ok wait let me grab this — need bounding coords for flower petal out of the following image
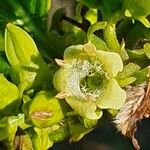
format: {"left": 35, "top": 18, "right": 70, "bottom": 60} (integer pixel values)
{"left": 66, "top": 96, "right": 102, "bottom": 120}
{"left": 64, "top": 45, "right": 88, "bottom": 61}
{"left": 96, "top": 50, "right": 123, "bottom": 77}
{"left": 96, "top": 79, "right": 126, "bottom": 109}
{"left": 53, "top": 68, "right": 68, "bottom": 92}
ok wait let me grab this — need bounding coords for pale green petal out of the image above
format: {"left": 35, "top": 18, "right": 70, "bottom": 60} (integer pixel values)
{"left": 66, "top": 96, "right": 102, "bottom": 120}
{"left": 64, "top": 45, "right": 88, "bottom": 61}
{"left": 96, "top": 79, "right": 126, "bottom": 109}
{"left": 53, "top": 67, "right": 86, "bottom": 98}
{"left": 96, "top": 50, "right": 123, "bottom": 77}
{"left": 53, "top": 68, "right": 69, "bottom": 92}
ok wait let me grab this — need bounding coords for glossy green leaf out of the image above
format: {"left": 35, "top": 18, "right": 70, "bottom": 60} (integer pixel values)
{"left": 14, "top": 127, "right": 33, "bottom": 150}
{"left": 36, "top": 0, "right": 51, "bottom": 17}
{"left": 0, "top": 32, "right": 4, "bottom": 50}
{"left": 27, "top": 126, "right": 59, "bottom": 150}
{"left": 18, "top": 0, "right": 36, "bottom": 14}
{"left": 116, "top": 63, "right": 141, "bottom": 87}
{"left": 133, "top": 67, "right": 150, "bottom": 85}
{"left": 68, "top": 117, "right": 93, "bottom": 142}
{"left": 29, "top": 91, "right": 66, "bottom": 128}
{"left": 31, "top": 127, "right": 54, "bottom": 150}
{"left": 96, "top": 79, "right": 126, "bottom": 109}
{"left": 103, "top": 22, "right": 129, "bottom": 61}
{"left": 127, "top": 49, "right": 146, "bottom": 59}
{"left": 117, "top": 77, "right": 137, "bottom": 87}
{"left": 85, "top": 9, "right": 97, "bottom": 24}
{"left": 0, "top": 74, "right": 20, "bottom": 114}
{"left": 78, "top": 116, "right": 98, "bottom": 128}
{"left": 79, "top": 0, "right": 101, "bottom": 8}
{"left": 0, "top": 114, "right": 29, "bottom": 148}
{"left": 0, "top": 52, "right": 11, "bottom": 76}
{"left": 87, "top": 22, "right": 107, "bottom": 41}
{"left": 123, "top": 0, "right": 150, "bottom": 27}
{"left": 99, "top": 0, "right": 123, "bottom": 22}
{"left": 48, "top": 123, "right": 69, "bottom": 143}
{"left": 123, "top": 0, "right": 150, "bottom": 17}
{"left": 90, "top": 34, "right": 108, "bottom": 51}
{"left": 5, "top": 23, "right": 51, "bottom": 90}
{"left": 144, "top": 43, "right": 150, "bottom": 59}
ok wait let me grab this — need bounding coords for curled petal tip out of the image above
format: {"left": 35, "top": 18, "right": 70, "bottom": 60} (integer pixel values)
{"left": 55, "top": 91, "right": 67, "bottom": 99}
{"left": 55, "top": 59, "right": 67, "bottom": 67}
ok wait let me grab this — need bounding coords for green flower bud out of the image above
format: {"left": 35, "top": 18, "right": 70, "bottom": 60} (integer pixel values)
{"left": 5, "top": 23, "right": 51, "bottom": 90}
{"left": 29, "top": 91, "right": 66, "bottom": 128}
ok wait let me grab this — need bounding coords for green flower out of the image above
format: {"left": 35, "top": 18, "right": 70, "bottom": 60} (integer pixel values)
{"left": 53, "top": 43, "right": 126, "bottom": 120}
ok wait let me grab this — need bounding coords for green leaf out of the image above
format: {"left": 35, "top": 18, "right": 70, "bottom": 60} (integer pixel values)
{"left": 103, "top": 22, "right": 129, "bottom": 61}
{"left": 117, "top": 77, "right": 137, "bottom": 87}
{"left": 90, "top": 34, "right": 108, "bottom": 51}
{"left": 133, "top": 67, "right": 150, "bottom": 85}
{"left": 0, "top": 32, "right": 4, "bottom": 50}
{"left": 5, "top": 23, "right": 51, "bottom": 90}
{"left": 0, "top": 74, "right": 20, "bottom": 114}
{"left": 36, "top": 0, "right": 51, "bottom": 17}
{"left": 127, "top": 49, "right": 146, "bottom": 59}
{"left": 87, "top": 22, "right": 107, "bottom": 41}
{"left": 85, "top": 9, "right": 98, "bottom": 24}
{"left": 14, "top": 127, "right": 33, "bottom": 150}
{"left": 116, "top": 63, "right": 141, "bottom": 87}
{"left": 99, "top": 0, "right": 123, "bottom": 22}
{"left": 79, "top": 0, "right": 101, "bottom": 8}
{"left": 144, "top": 43, "right": 150, "bottom": 59}
{"left": 116, "top": 63, "right": 141, "bottom": 79}
{"left": 18, "top": 0, "right": 36, "bottom": 14}
{"left": 123, "top": 0, "right": 150, "bottom": 17}
{"left": 0, "top": 1, "right": 16, "bottom": 23}
{"left": 0, "top": 114, "right": 29, "bottom": 148}
{"left": 123, "top": 0, "right": 150, "bottom": 27}
{"left": 48, "top": 123, "right": 69, "bottom": 143}
{"left": 96, "top": 79, "right": 126, "bottom": 109}
{"left": 29, "top": 126, "right": 54, "bottom": 150}
{"left": 0, "top": 52, "right": 12, "bottom": 76}
{"left": 96, "top": 50, "right": 123, "bottom": 77}
{"left": 68, "top": 117, "right": 93, "bottom": 142}
{"left": 29, "top": 91, "right": 66, "bottom": 128}
{"left": 78, "top": 116, "right": 98, "bottom": 128}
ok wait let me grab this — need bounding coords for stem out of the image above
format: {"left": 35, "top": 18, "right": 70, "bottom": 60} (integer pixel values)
{"left": 62, "top": 5, "right": 90, "bottom": 32}
{"left": 62, "top": 15, "right": 84, "bottom": 31}
{"left": 62, "top": 15, "right": 90, "bottom": 32}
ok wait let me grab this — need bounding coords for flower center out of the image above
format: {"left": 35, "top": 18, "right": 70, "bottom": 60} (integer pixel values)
{"left": 70, "top": 59, "right": 106, "bottom": 100}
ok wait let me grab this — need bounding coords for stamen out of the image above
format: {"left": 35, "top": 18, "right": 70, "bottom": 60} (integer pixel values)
{"left": 67, "top": 59, "right": 106, "bottom": 100}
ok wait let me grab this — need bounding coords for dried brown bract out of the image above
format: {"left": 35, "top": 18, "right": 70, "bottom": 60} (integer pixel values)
{"left": 114, "top": 82, "right": 150, "bottom": 150}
